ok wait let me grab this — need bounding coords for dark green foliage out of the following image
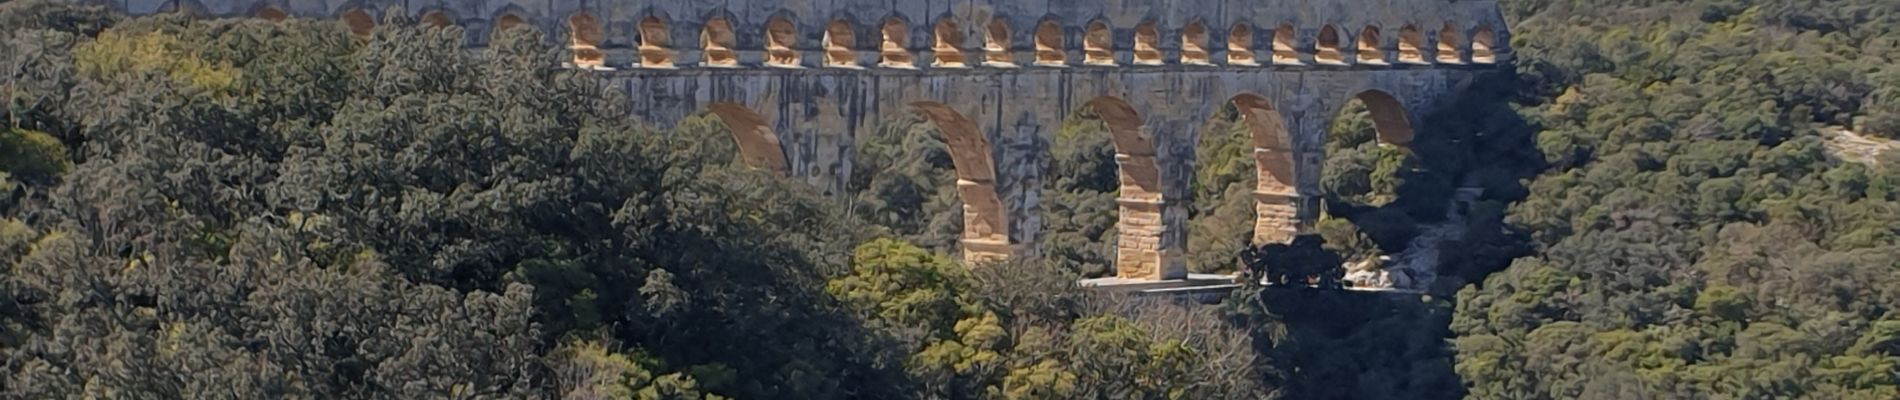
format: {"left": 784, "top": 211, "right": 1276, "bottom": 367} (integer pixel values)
{"left": 1456, "top": 0, "right": 1900, "bottom": 398}
{"left": 1242, "top": 235, "right": 1345, "bottom": 288}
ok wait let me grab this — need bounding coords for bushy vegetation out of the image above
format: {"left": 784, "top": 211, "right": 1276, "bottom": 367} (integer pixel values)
{"left": 4, "top": 0, "right": 1898, "bottom": 398}
{"left": 1455, "top": 0, "right": 1900, "bottom": 398}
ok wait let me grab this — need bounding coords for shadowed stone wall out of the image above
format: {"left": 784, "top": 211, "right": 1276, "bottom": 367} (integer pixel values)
{"left": 93, "top": 0, "right": 1512, "bottom": 281}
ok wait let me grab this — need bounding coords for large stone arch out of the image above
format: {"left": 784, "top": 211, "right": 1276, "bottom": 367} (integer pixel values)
{"left": 419, "top": 9, "right": 455, "bottom": 29}
{"left": 340, "top": 8, "right": 375, "bottom": 37}
{"left": 1085, "top": 96, "right": 1183, "bottom": 280}
{"left": 704, "top": 103, "right": 791, "bottom": 173}
{"left": 910, "top": 102, "right": 1013, "bottom": 264}
{"left": 1232, "top": 93, "right": 1300, "bottom": 245}
{"left": 255, "top": 6, "right": 288, "bottom": 22}
{"left": 1352, "top": 90, "right": 1417, "bottom": 145}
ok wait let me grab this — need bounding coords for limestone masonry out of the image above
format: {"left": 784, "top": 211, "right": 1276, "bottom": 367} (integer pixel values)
{"left": 94, "top": 0, "right": 1512, "bottom": 281}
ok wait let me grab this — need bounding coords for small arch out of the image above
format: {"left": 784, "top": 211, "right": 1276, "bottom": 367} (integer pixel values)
{"left": 1397, "top": 25, "right": 1426, "bottom": 64}
{"left": 341, "top": 9, "right": 375, "bottom": 37}
{"left": 984, "top": 17, "right": 1013, "bottom": 66}
{"left": 1437, "top": 22, "right": 1464, "bottom": 64}
{"left": 880, "top": 17, "right": 915, "bottom": 68}
{"left": 1473, "top": 25, "right": 1498, "bottom": 63}
{"left": 1353, "top": 90, "right": 1415, "bottom": 145}
{"left": 257, "top": 7, "right": 288, "bottom": 22}
{"left": 910, "top": 102, "right": 1013, "bottom": 264}
{"left": 639, "top": 16, "right": 675, "bottom": 68}
{"left": 766, "top": 16, "right": 800, "bottom": 67}
{"left": 824, "top": 20, "right": 857, "bottom": 68}
{"left": 705, "top": 103, "right": 791, "bottom": 173}
{"left": 702, "top": 15, "right": 738, "bottom": 67}
{"left": 1316, "top": 25, "right": 1345, "bottom": 64}
{"left": 1133, "top": 22, "right": 1162, "bottom": 65}
{"left": 1271, "top": 24, "right": 1298, "bottom": 64}
{"left": 1357, "top": 26, "right": 1385, "bottom": 64}
{"left": 1034, "top": 20, "right": 1065, "bottom": 66}
{"left": 1083, "top": 20, "right": 1113, "bottom": 65}
{"left": 1181, "top": 20, "right": 1211, "bottom": 65}
{"left": 569, "top": 12, "right": 607, "bottom": 69}
{"left": 1231, "top": 93, "right": 1298, "bottom": 245}
{"left": 420, "top": 10, "right": 454, "bottom": 29}
{"left": 933, "top": 18, "right": 967, "bottom": 68}
{"left": 1230, "top": 23, "right": 1258, "bottom": 65}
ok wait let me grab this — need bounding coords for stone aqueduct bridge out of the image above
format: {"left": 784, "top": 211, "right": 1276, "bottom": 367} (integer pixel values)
{"left": 103, "top": 0, "right": 1511, "bottom": 282}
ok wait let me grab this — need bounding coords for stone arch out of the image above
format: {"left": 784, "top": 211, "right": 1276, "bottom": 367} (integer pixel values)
{"left": 1437, "top": 22, "right": 1464, "bottom": 64}
{"left": 638, "top": 15, "right": 675, "bottom": 68}
{"left": 494, "top": 13, "right": 526, "bottom": 33}
{"left": 704, "top": 103, "right": 790, "bottom": 173}
{"left": 1473, "top": 25, "right": 1498, "bottom": 63}
{"left": 257, "top": 6, "right": 288, "bottom": 22}
{"left": 1316, "top": 25, "right": 1346, "bottom": 64}
{"left": 1271, "top": 23, "right": 1299, "bottom": 64}
{"left": 824, "top": 19, "right": 857, "bottom": 68}
{"left": 1353, "top": 90, "right": 1416, "bottom": 145}
{"left": 880, "top": 16, "right": 915, "bottom": 68}
{"left": 910, "top": 102, "right": 1012, "bottom": 264}
{"left": 1231, "top": 94, "right": 1299, "bottom": 245}
{"left": 1182, "top": 20, "right": 1210, "bottom": 65}
{"left": 341, "top": 9, "right": 375, "bottom": 37}
{"left": 933, "top": 17, "right": 967, "bottom": 67}
{"left": 1083, "top": 20, "right": 1114, "bottom": 65}
{"left": 419, "top": 10, "right": 454, "bottom": 29}
{"left": 702, "top": 15, "right": 738, "bottom": 67}
{"left": 765, "top": 15, "right": 800, "bottom": 67}
{"left": 984, "top": 17, "right": 1013, "bottom": 66}
{"left": 1133, "top": 21, "right": 1162, "bottom": 65}
{"left": 1034, "top": 19, "right": 1065, "bottom": 66}
{"left": 1357, "top": 26, "right": 1385, "bottom": 64}
{"left": 1229, "top": 23, "right": 1257, "bottom": 65}
{"left": 569, "top": 12, "right": 606, "bottom": 69}
{"left": 1397, "top": 24, "right": 1426, "bottom": 64}
{"left": 1085, "top": 96, "right": 1180, "bottom": 280}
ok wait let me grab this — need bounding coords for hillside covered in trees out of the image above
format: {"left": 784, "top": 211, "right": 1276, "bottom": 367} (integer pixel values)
{"left": 0, "top": 0, "right": 1897, "bottom": 399}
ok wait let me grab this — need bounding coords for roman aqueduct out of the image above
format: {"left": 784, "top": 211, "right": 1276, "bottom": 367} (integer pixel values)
{"left": 97, "top": 0, "right": 1512, "bottom": 282}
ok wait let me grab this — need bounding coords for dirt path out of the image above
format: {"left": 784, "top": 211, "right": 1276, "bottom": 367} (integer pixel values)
{"left": 1822, "top": 126, "right": 1899, "bottom": 166}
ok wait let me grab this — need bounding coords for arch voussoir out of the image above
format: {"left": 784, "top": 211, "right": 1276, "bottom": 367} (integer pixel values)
{"left": 912, "top": 102, "right": 1013, "bottom": 265}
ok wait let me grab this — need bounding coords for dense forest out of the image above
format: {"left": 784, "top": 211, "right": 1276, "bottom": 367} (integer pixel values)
{"left": 0, "top": 0, "right": 1896, "bottom": 398}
